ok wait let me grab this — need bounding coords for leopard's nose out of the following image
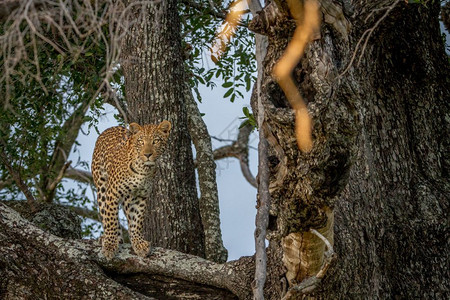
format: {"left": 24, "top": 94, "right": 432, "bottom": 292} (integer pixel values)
{"left": 144, "top": 153, "right": 152, "bottom": 158}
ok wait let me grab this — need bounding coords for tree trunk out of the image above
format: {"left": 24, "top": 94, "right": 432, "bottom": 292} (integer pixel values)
{"left": 120, "top": 0, "right": 205, "bottom": 257}
{"left": 250, "top": 0, "right": 449, "bottom": 298}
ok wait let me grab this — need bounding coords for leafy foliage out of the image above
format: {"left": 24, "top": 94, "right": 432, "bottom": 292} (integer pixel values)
{"left": 239, "top": 106, "right": 258, "bottom": 130}
{"left": 180, "top": 0, "right": 256, "bottom": 103}
{"left": 0, "top": 5, "right": 109, "bottom": 205}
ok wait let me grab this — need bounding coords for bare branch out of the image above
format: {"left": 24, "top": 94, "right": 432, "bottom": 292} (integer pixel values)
{"left": 67, "top": 204, "right": 100, "bottom": 221}
{"left": 47, "top": 160, "right": 71, "bottom": 192}
{"left": 252, "top": 2, "right": 269, "bottom": 295}
{"left": 212, "top": 124, "right": 257, "bottom": 188}
{"left": 64, "top": 167, "right": 93, "bottom": 184}
{"left": 185, "top": 83, "right": 227, "bottom": 263}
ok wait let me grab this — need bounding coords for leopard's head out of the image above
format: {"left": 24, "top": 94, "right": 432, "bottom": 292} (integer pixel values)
{"left": 128, "top": 120, "right": 172, "bottom": 166}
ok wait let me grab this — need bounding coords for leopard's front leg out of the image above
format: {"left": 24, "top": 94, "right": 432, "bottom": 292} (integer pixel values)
{"left": 98, "top": 188, "right": 121, "bottom": 260}
{"left": 124, "top": 196, "right": 150, "bottom": 257}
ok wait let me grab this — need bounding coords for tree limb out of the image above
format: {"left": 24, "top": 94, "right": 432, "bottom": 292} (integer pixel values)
{"left": 64, "top": 167, "right": 93, "bottom": 184}
{"left": 0, "top": 202, "right": 253, "bottom": 299}
{"left": 213, "top": 124, "right": 257, "bottom": 188}
{"left": 185, "top": 83, "right": 228, "bottom": 263}
{"left": 252, "top": 6, "right": 270, "bottom": 296}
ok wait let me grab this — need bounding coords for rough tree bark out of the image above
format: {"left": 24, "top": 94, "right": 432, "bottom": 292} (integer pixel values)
{"left": 120, "top": 0, "right": 206, "bottom": 257}
{"left": 249, "top": 0, "right": 449, "bottom": 298}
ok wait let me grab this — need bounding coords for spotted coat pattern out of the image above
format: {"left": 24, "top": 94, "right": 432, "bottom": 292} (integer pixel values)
{"left": 91, "top": 120, "right": 172, "bottom": 260}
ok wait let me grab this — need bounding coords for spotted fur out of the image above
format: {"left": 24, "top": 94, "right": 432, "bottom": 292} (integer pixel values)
{"left": 91, "top": 120, "right": 172, "bottom": 260}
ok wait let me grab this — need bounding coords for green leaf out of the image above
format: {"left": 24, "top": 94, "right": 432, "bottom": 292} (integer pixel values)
{"left": 243, "top": 106, "right": 250, "bottom": 117}
{"left": 223, "top": 88, "right": 234, "bottom": 98}
{"left": 222, "top": 82, "right": 233, "bottom": 88}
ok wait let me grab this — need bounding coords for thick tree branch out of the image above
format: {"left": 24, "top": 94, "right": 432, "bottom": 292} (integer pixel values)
{"left": 185, "top": 83, "right": 227, "bottom": 263}
{"left": 0, "top": 202, "right": 151, "bottom": 299}
{"left": 0, "top": 202, "right": 253, "bottom": 299}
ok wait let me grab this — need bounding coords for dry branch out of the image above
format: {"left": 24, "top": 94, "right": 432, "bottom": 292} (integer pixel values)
{"left": 212, "top": 124, "right": 257, "bottom": 188}
{"left": 64, "top": 167, "right": 94, "bottom": 184}
{"left": 249, "top": 0, "right": 269, "bottom": 296}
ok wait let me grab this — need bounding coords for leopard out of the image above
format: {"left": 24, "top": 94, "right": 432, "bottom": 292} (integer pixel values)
{"left": 91, "top": 120, "right": 172, "bottom": 260}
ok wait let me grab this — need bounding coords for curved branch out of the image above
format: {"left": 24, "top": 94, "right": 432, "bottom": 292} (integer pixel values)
{"left": 212, "top": 124, "right": 257, "bottom": 188}
{"left": 0, "top": 202, "right": 253, "bottom": 299}
{"left": 64, "top": 167, "right": 93, "bottom": 184}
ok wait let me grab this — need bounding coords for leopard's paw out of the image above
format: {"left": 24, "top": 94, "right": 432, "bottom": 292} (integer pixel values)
{"left": 132, "top": 238, "right": 151, "bottom": 258}
{"left": 101, "top": 236, "right": 119, "bottom": 260}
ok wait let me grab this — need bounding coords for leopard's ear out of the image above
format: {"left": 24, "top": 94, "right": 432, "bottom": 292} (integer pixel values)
{"left": 129, "top": 123, "right": 142, "bottom": 134}
{"left": 158, "top": 120, "right": 172, "bottom": 136}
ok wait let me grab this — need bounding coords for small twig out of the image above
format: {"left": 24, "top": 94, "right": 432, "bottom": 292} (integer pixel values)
{"left": 47, "top": 160, "right": 71, "bottom": 192}
{"left": 340, "top": 0, "right": 401, "bottom": 76}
